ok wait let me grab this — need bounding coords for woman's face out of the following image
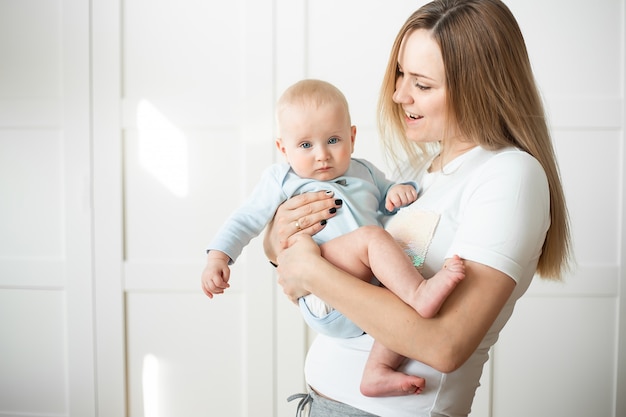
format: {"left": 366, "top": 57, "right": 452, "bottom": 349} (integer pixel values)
{"left": 393, "top": 29, "right": 452, "bottom": 144}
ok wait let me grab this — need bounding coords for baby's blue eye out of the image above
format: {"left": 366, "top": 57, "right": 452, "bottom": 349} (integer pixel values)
{"left": 328, "top": 137, "right": 339, "bottom": 144}
{"left": 300, "top": 142, "right": 312, "bottom": 149}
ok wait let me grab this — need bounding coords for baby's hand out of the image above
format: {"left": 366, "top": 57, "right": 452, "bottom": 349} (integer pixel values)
{"left": 385, "top": 183, "right": 418, "bottom": 212}
{"left": 201, "top": 251, "right": 232, "bottom": 298}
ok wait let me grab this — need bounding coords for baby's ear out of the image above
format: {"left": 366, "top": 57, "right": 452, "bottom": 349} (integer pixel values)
{"left": 276, "top": 138, "right": 291, "bottom": 162}
{"left": 275, "top": 138, "right": 286, "bottom": 154}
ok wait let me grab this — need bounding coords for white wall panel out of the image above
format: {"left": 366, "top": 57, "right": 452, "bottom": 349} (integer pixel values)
{"left": 0, "top": 0, "right": 61, "bottom": 98}
{"left": 0, "top": 0, "right": 77, "bottom": 416}
{"left": 120, "top": 0, "right": 279, "bottom": 415}
{"left": 0, "top": 128, "right": 65, "bottom": 289}
{"left": 92, "top": 0, "right": 126, "bottom": 415}
{"left": 126, "top": 292, "right": 246, "bottom": 416}
{"left": 554, "top": 130, "right": 621, "bottom": 265}
{"left": 62, "top": 0, "right": 97, "bottom": 412}
{"left": 122, "top": 0, "right": 242, "bottom": 128}
{"left": 0, "top": 290, "right": 67, "bottom": 416}
{"left": 0, "top": 0, "right": 65, "bottom": 290}
{"left": 121, "top": 0, "right": 249, "bottom": 263}
{"left": 507, "top": 0, "right": 622, "bottom": 100}
{"left": 0, "top": 130, "right": 63, "bottom": 258}
{"left": 493, "top": 297, "right": 617, "bottom": 417}
{"left": 123, "top": 126, "right": 243, "bottom": 262}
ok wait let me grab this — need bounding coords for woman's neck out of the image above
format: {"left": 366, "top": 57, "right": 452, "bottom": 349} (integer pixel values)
{"left": 429, "top": 141, "right": 477, "bottom": 173}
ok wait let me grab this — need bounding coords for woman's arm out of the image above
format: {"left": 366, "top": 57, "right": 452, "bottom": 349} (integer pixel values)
{"left": 276, "top": 234, "right": 515, "bottom": 373}
{"left": 263, "top": 190, "right": 342, "bottom": 263}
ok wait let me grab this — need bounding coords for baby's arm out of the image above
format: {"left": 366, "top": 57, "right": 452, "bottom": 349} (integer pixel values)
{"left": 385, "top": 183, "right": 418, "bottom": 212}
{"left": 201, "top": 250, "right": 232, "bottom": 298}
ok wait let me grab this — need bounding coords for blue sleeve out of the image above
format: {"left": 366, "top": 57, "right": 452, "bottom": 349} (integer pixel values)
{"left": 355, "top": 159, "right": 419, "bottom": 215}
{"left": 206, "top": 164, "right": 288, "bottom": 264}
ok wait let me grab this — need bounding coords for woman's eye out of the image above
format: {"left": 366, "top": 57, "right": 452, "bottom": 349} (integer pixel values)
{"left": 414, "top": 81, "right": 430, "bottom": 91}
{"left": 328, "top": 137, "right": 339, "bottom": 144}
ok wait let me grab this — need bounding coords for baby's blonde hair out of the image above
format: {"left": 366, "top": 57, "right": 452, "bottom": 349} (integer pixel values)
{"left": 276, "top": 79, "right": 351, "bottom": 132}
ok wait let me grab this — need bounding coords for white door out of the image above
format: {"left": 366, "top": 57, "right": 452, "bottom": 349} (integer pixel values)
{"left": 0, "top": 1, "right": 97, "bottom": 416}
{"left": 92, "top": 0, "right": 308, "bottom": 416}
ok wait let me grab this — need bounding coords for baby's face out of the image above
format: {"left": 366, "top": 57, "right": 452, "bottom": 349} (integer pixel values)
{"left": 276, "top": 102, "right": 355, "bottom": 181}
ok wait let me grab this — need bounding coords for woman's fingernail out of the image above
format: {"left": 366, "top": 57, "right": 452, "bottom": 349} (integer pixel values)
{"left": 320, "top": 219, "right": 327, "bottom": 226}
{"left": 335, "top": 199, "right": 343, "bottom": 206}
{"left": 325, "top": 190, "right": 334, "bottom": 196}
{"left": 329, "top": 207, "right": 337, "bottom": 214}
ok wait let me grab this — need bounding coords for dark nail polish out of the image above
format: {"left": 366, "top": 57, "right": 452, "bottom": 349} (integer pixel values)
{"left": 320, "top": 219, "right": 327, "bottom": 226}
{"left": 329, "top": 207, "right": 337, "bottom": 214}
{"left": 335, "top": 199, "right": 343, "bottom": 206}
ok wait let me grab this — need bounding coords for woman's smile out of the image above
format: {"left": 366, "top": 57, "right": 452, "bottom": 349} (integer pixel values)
{"left": 404, "top": 111, "right": 423, "bottom": 121}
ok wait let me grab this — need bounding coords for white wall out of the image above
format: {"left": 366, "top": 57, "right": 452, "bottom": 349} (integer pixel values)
{"left": 0, "top": 1, "right": 624, "bottom": 416}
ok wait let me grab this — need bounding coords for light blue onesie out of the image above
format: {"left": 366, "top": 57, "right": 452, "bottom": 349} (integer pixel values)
{"left": 207, "top": 158, "right": 415, "bottom": 338}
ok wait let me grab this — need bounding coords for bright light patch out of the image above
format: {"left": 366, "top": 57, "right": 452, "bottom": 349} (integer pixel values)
{"left": 142, "top": 353, "right": 160, "bottom": 417}
{"left": 137, "top": 99, "right": 189, "bottom": 197}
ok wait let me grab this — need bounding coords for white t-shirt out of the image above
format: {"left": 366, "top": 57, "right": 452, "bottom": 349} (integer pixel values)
{"left": 304, "top": 146, "right": 551, "bottom": 417}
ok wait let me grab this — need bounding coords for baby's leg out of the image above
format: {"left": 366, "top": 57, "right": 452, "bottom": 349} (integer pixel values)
{"left": 323, "top": 226, "right": 463, "bottom": 317}
{"left": 320, "top": 226, "right": 463, "bottom": 317}
{"left": 318, "top": 226, "right": 382, "bottom": 283}
{"left": 355, "top": 224, "right": 464, "bottom": 318}
{"left": 320, "top": 225, "right": 430, "bottom": 285}
{"left": 360, "top": 341, "right": 425, "bottom": 397}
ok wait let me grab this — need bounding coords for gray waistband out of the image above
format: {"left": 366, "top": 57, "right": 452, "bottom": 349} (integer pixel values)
{"left": 288, "top": 389, "right": 379, "bottom": 417}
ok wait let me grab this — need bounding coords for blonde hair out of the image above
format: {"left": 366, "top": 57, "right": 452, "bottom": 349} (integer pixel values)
{"left": 276, "top": 79, "right": 351, "bottom": 132}
{"left": 378, "top": 0, "right": 571, "bottom": 280}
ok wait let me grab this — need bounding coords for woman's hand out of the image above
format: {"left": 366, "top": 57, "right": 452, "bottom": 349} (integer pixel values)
{"left": 276, "top": 234, "right": 323, "bottom": 302}
{"left": 263, "top": 190, "right": 342, "bottom": 263}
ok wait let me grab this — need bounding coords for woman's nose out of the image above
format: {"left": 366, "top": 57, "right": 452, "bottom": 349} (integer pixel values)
{"left": 393, "top": 77, "right": 412, "bottom": 104}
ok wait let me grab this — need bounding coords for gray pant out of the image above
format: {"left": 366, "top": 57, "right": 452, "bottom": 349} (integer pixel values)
{"left": 288, "top": 390, "right": 379, "bottom": 417}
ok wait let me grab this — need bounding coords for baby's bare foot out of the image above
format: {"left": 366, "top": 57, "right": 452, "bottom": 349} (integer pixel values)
{"left": 361, "top": 363, "right": 425, "bottom": 397}
{"left": 413, "top": 254, "right": 465, "bottom": 318}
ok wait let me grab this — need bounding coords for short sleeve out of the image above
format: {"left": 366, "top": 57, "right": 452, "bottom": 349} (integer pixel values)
{"left": 450, "top": 151, "right": 550, "bottom": 282}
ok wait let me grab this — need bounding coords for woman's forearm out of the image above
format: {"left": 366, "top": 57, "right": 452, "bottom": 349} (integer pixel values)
{"left": 300, "top": 256, "right": 515, "bottom": 372}
{"left": 302, "top": 258, "right": 451, "bottom": 368}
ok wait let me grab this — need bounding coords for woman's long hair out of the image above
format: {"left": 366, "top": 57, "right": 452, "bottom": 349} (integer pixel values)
{"left": 378, "top": 0, "right": 572, "bottom": 280}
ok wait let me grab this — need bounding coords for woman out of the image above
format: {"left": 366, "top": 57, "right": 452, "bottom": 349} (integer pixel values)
{"left": 265, "top": 0, "right": 572, "bottom": 415}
